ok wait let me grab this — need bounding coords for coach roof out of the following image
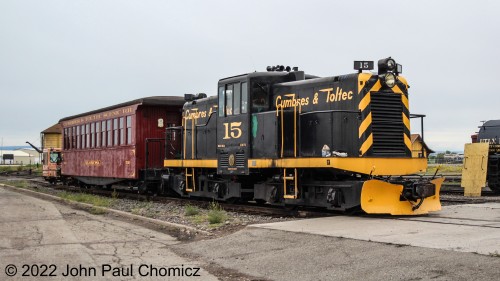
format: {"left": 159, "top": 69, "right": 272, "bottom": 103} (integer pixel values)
{"left": 59, "top": 96, "right": 185, "bottom": 122}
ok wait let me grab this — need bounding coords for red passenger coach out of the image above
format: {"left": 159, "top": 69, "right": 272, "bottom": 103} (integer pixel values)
{"left": 59, "top": 96, "right": 184, "bottom": 189}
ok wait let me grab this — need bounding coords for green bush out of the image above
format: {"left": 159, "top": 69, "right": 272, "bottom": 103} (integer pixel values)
{"left": 184, "top": 204, "right": 200, "bottom": 216}
{"left": 207, "top": 201, "right": 227, "bottom": 224}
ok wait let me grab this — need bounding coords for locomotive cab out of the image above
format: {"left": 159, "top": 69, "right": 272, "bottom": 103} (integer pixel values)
{"left": 216, "top": 70, "right": 305, "bottom": 175}
{"left": 42, "top": 148, "right": 62, "bottom": 183}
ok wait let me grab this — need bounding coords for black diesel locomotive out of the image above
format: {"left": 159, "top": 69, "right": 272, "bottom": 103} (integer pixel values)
{"left": 474, "top": 120, "right": 500, "bottom": 193}
{"left": 160, "top": 58, "right": 443, "bottom": 215}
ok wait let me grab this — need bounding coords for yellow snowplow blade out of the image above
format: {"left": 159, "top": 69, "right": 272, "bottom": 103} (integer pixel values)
{"left": 361, "top": 178, "right": 444, "bottom": 215}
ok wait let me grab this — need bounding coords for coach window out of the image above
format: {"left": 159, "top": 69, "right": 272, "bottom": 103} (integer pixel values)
{"left": 63, "top": 128, "right": 68, "bottom": 149}
{"left": 81, "top": 125, "right": 86, "bottom": 148}
{"left": 86, "top": 124, "right": 91, "bottom": 148}
{"left": 241, "top": 82, "right": 248, "bottom": 113}
{"left": 68, "top": 127, "right": 72, "bottom": 149}
{"left": 113, "top": 118, "right": 119, "bottom": 146}
{"left": 107, "top": 120, "right": 112, "bottom": 146}
{"left": 101, "top": 121, "right": 107, "bottom": 147}
{"left": 77, "top": 126, "right": 80, "bottom": 149}
{"left": 96, "top": 122, "right": 100, "bottom": 148}
{"left": 73, "top": 127, "right": 77, "bottom": 149}
{"left": 64, "top": 128, "right": 68, "bottom": 149}
{"left": 67, "top": 128, "right": 71, "bottom": 149}
{"left": 91, "top": 123, "right": 95, "bottom": 148}
{"left": 126, "top": 116, "right": 132, "bottom": 144}
{"left": 119, "top": 117, "right": 125, "bottom": 145}
{"left": 218, "top": 86, "right": 225, "bottom": 117}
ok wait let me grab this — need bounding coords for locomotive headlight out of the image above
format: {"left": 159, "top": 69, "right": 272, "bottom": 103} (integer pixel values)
{"left": 386, "top": 58, "right": 396, "bottom": 71}
{"left": 377, "top": 57, "right": 397, "bottom": 74}
{"left": 383, "top": 73, "right": 396, "bottom": 88}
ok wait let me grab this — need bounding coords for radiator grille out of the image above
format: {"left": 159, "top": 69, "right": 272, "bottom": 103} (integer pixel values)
{"left": 370, "top": 93, "right": 406, "bottom": 157}
{"left": 219, "top": 152, "right": 229, "bottom": 168}
{"left": 235, "top": 152, "right": 246, "bottom": 167}
{"left": 219, "top": 152, "right": 246, "bottom": 168}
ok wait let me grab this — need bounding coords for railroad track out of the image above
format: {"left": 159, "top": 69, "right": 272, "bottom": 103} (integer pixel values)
{"left": 6, "top": 176, "right": 500, "bottom": 215}
{"left": 23, "top": 177, "right": 331, "bottom": 218}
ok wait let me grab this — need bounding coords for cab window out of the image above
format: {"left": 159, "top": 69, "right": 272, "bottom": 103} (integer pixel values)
{"left": 225, "top": 84, "right": 233, "bottom": 115}
{"left": 219, "top": 82, "right": 248, "bottom": 116}
{"left": 49, "top": 152, "right": 60, "bottom": 163}
{"left": 234, "top": 82, "right": 241, "bottom": 115}
{"left": 218, "top": 86, "right": 225, "bottom": 117}
{"left": 252, "top": 82, "right": 269, "bottom": 112}
{"left": 241, "top": 82, "right": 248, "bottom": 113}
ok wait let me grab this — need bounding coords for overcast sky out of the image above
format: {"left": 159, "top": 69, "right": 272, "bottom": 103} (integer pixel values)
{"left": 1, "top": 0, "right": 499, "bottom": 151}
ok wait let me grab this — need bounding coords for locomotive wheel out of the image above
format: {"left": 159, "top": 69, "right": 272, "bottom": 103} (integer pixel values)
{"left": 226, "top": 197, "right": 239, "bottom": 204}
{"left": 255, "top": 199, "right": 267, "bottom": 205}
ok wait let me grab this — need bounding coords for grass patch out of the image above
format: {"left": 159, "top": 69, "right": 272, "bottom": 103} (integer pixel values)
{"left": 489, "top": 251, "right": 500, "bottom": 257}
{"left": 0, "top": 165, "right": 42, "bottom": 175}
{"left": 111, "top": 189, "right": 119, "bottom": 200}
{"left": 0, "top": 166, "right": 17, "bottom": 173}
{"left": 0, "top": 180, "right": 30, "bottom": 188}
{"left": 184, "top": 204, "right": 200, "bottom": 216}
{"left": 131, "top": 201, "right": 156, "bottom": 217}
{"left": 207, "top": 201, "right": 227, "bottom": 225}
{"left": 89, "top": 206, "right": 107, "bottom": 215}
{"left": 59, "top": 192, "right": 113, "bottom": 208}
{"left": 188, "top": 214, "right": 206, "bottom": 225}
{"left": 425, "top": 164, "right": 462, "bottom": 175}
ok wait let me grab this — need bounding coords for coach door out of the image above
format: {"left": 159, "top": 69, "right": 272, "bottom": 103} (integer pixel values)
{"left": 217, "top": 81, "right": 249, "bottom": 175}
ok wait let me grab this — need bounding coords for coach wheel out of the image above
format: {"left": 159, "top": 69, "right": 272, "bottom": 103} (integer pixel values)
{"left": 138, "top": 181, "right": 149, "bottom": 194}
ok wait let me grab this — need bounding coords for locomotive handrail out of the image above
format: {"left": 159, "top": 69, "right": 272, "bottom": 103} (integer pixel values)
{"left": 194, "top": 111, "right": 217, "bottom": 128}
{"left": 165, "top": 126, "right": 182, "bottom": 159}
{"left": 410, "top": 113, "right": 426, "bottom": 157}
{"left": 299, "top": 109, "right": 361, "bottom": 116}
{"left": 165, "top": 126, "right": 183, "bottom": 131}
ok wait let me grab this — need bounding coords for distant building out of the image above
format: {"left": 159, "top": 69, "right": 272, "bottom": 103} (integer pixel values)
{"left": 444, "top": 153, "right": 464, "bottom": 163}
{"left": 411, "top": 134, "right": 434, "bottom": 158}
{"left": 0, "top": 149, "right": 40, "bottom": 165}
